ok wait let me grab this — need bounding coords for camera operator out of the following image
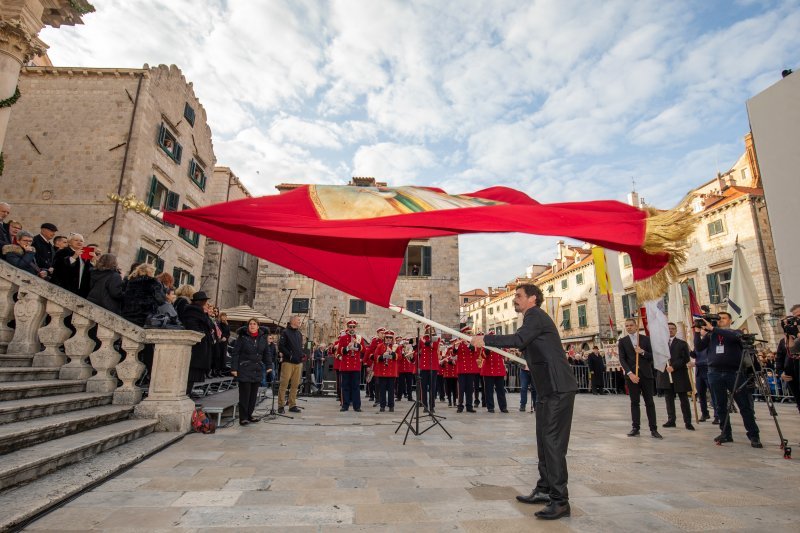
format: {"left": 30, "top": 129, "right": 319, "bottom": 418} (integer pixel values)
{"left": 776, "top": 304, "right": 800, "bottom": 415}
{"left": 695, "top": 311, "right": 762, "bottom": 447}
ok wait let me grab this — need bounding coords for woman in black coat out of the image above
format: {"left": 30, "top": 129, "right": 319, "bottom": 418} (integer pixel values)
{"left": 231, "top": 319, "right": 272, "bottom": 425}
{"left": 179, "top": 291, "right": 214, "bottom": 395}
{"left": 87, "top": 253, "right": 124, "bottom": 314}
{"left": 120, "top": 264, "right": 165, "bottom": 327}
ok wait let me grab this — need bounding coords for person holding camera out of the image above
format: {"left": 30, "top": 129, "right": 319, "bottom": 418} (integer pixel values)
{"left": 776, "top": 304, "right": 800, "bottom": 414}
{"left": 696, "top": 311, "right": 762, "bottom": 447}
{"left": 618, "top": 318, "right": 662, "bottom": 439}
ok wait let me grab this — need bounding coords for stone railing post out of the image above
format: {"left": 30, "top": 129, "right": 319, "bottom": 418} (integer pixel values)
{"left": 86, "top": 325, "right": 120, "bottom": 393}
{"left": 59, "top": 313, "right": 95, "bottom": 380}
{"left": 32, "top": 302, "right": 71, "bottom": 367}
{"left": 133, "top": 330, "right": 203, "bottom": 432}
{"left": 7, "top": 289, "right": 46, "bottom": 355}
{"left": 113, "top": 336, "right": 144, "bottom": 405}
{"left": 0, "top": 278, "right": 16, "bottom": 353}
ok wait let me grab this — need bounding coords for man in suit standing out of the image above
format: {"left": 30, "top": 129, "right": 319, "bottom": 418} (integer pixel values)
{"left": 0, "top": 202, "right": 11, "bottom": 247}
{"left": 587, "top": 345, "right": 606, "bottom": 394}
{"left": 657, "top": 323, "right": 694, "bottom": 430}
{"left": 618, "top": 318, "right": 662, "bottom": 439}
{"left": 472, "top": 284, "right": 577, "bottom": 520}
{"left": 32, "top": 223, "right": 58, "bottom": 278}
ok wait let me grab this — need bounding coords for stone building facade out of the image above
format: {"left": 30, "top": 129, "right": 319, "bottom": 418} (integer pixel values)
{"left": 461, "top": 139, "right": 785, "bottom": 349}
{"left": 252, "top": 178, "right": 461, "bottom": 345}
{"left": 0, "top": 64, "right": 217, "bottom": 284}
{"left": 199, "top": 167, "right": 258, "bottom": 308}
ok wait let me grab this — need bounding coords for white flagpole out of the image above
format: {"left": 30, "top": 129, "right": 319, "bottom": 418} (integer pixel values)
{"left": 388, "top": 304, "right": 526, "bottom": 366}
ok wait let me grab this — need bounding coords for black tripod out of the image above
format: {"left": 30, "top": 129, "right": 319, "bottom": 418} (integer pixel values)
{"left": 395, "top": 328, "right": 452, "bottom": 445}
{"left": 718, "top": 338, "right": 790, "bottom": 458}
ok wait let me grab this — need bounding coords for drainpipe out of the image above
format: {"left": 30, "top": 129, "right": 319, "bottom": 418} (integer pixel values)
{"left": 214, "top": 172, "right": 232, "bottom": 304}
{"left": 108, "top": 73, "right": 144, "bottom": 253}
{"left": 749, "top": 197, "right": 776, "bottom": 313}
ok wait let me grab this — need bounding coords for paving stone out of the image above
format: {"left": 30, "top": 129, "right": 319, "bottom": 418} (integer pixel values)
{"left": 653, "top": 509, "right": 745, "bottom": 531}
{"left": 353, "top": 502, "right": 426, "bottom": 524}
{"left": 170, "top": 490, "right": 243, "bottom": 507}
{"left": 179, "top": 505, "right": 353, "bottom": 527}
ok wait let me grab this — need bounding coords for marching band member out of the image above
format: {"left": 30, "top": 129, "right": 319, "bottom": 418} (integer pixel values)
{"left": 336, "top": 320, "right": 365, "bottom": 412}
{"left": 396, "top": 335, "right": 415, "bottom": 402}
{"left": 364, "top": 327, "right": 385, "bottom": 404}
{"left": 418, "top": 325, "right": 440, "bottom": 413}
{"left": 440, "top": 341, "right": 458, "bottom": 406}
{"left": 331, "top": 329, "right": 344, "bottom": 405}
{"left": 480, "top": 332, "right": 508, "bottom": 413}
{"left": 373, "top": 329, "right": 399, "bottom": 412}
{"left": 456, "top": 326, "right": 479, "bottom": 413}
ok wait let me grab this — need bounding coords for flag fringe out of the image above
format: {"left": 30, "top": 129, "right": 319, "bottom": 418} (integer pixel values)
{"left": 635, "top": 203, "right": 695, "bottom": 301}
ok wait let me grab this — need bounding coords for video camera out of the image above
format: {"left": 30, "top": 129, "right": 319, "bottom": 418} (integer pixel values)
{"left": 781, "top": 315, "right": 799, "bottom": 337}
{"left": 693, "top": 305, "right": 721, "bottom": 329}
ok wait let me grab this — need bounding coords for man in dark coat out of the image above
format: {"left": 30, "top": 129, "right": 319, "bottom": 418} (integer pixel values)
{"left": 0, "top": 202, "right": 11, "bottom": 247}
{"left": 474, "top": 284, "right": 577, "bottom": 521}
{"left": 657, "top": 323, "right": 694, "bottom": 430}
{"left": 32, "top": 222, "right": 58, "bottom": 278}
{"left": 618, "top": 318, "right": 662, "bottom": 439}
{"left": 51, "top": 233, "right": 93, "bottom": 297}
{"left": 179, "top": 291, "right": 214, "bottom": 395}
{"left": 277, "top": 316, "right": 304, "bottom": 413}
{"left": 587, "top": 346, "right": 606, "bottom": 394}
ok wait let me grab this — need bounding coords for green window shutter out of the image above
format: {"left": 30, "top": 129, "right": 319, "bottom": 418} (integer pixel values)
{"left": 165, "top": 191, "right": 180, "bottom": 212}
{"left": 135, "top": 247, "right": 147, "bottom": 264}
{"left": 155, "top": 257, "right": 165, "bottom": 275}
{"left": 157, "top": 124, "right": 166, "bottom": 145}
{"left": 188, "top": 273, "right": 195, "bottom": 285}
{"left": 707, "top": 273, "right": 720, "bottom": 304}
{"left": 146, "top": 176, "right": 158, "bottom": 208}
{"left": 173, "top": 143, "right": 183, "bottom": 164}
{"left": 422, "top": 246, "right": 432, "bottom": 276}
{"left": 172, "top": 267, "right": 180, "bottom": 283}
{"left": 622, "top": 295, "right": 631, "bottom": 318}
{"left": 188, "top": 159, "right": 196, "bottom": 179}
{"left": 399, "top": 248, "right": 408, "bottom": 276}
{"left": 183, "top": 103, "right": 195, "bottom": 126}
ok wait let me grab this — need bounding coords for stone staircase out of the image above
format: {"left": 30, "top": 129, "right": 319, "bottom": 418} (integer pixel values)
{"left": 0, "top": 263, "right": 202, "bottom": 531}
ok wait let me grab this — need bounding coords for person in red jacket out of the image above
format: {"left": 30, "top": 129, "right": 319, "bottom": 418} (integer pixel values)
{"left": 480, "top": 333, "right": 508, "bottom": 413}
{"left": 336, "top": 320, "right": 365, "bottom": 412}
{"left": 440, "top": 342, "right": 458, "bottom": 406}
{"left": 330, "top": 331, "right": 344, "bottom": 405}
{"left": 364, "top": 327, "right": 384, "bottom": 404}
{"left": 374, "top": 330, "right": 399, "bottom": 412}
{"left": 418, "top": 325, "right": 440, "bottom": 413}
{"left": 396, "top": 335, "right": 415, "bottom": 402}
{"left": 456, "top": 326, "right": 479, "bottom": 413}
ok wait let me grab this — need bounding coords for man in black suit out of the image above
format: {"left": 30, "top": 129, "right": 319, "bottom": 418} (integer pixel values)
{"left": 587, "top": 345, "right": 606, "bottom": 394}
{"left": 473, "top": 284, "right": 577, "bottom": 520}
{"left": 32, "top": 222, "right": 58, "bottom": 278}
{"left": 0, "top": 202, "right": 11, "bottom": 247}
{"left": 657, "top": 323, "right": 694, "bottom": 430}
{"left": 618, "top": 318, "right": 662, "bottom": 439}
{"left": 51, "top": 233, "right": 93, "bottom": 297}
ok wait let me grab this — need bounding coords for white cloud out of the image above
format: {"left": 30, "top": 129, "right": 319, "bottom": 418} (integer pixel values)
{"left": 352, "top": 143, "right": 437, "bottom": 182}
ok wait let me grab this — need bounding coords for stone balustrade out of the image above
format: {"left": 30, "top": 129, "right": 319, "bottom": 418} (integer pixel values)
{"left": 0, "top": 261, "right": 202, "bottom": 431}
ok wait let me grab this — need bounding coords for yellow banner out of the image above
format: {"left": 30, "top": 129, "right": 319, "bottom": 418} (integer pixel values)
{"left": 592, "top": 246, "right": 611, "bottom": 296}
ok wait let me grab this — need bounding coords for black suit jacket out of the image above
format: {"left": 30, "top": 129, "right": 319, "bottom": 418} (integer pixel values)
{"left": 656, "top": 337, "right": 691, "bottom": 392}
{"left": 0, "top": 223, "right": 10, "bottom": 248}
{"left": 484, "top": 306, "right": 578, "bottom": 397}
{"left": 32, "top": 234, "right": 55, "bottom": 271}
{"left": 618, "top": 334, "right": 654, "bottom": 379}
{"left": 51, "top": 247, "right": 92, "bottom": 297}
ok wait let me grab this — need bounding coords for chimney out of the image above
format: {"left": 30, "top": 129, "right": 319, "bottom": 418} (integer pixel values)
{"left": 627, "top": 191, "right": 639, "bottom": 207}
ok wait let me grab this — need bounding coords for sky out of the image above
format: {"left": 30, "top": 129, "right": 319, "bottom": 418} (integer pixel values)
{"left": 41, "top": 0, "right": 800, "bottom": 292}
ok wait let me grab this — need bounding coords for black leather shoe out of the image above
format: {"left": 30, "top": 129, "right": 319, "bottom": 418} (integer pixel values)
{"left": 239, "top": 420, "right": 249, "bottom": 426}
{"left": 662, "top": 421, "right": 676, "bottom": 428}
{"left": 712, "top": 417, "right": 720, "bottom": 425}
{"left": 651, "top": 430, "right": 663, "bottom": 439}
{"left": 380, "top": 407, "right": 385, "bottom": 412}
{"left": 248, "top": 417, "right": 260, "bottom": 423}
{"left": 516, "top": 490, "right": 550, "bottom": 505}
{"left": 501, "top": 409, "right": 509, "bottom": 413}
{"left": 466, "top": 408, "right": 476, "bottom": 413}
{"left": 277, "top": 407, "right": 285, "bottom": 414}
{"left": 700, "top": 413, "right": 710, "bottom": 422}
{"left": 389, "top": 407, "right": 394, "bottom": 412}
{"left": 487, "top": 409, "right": 495, "bottom": 413}
{"left": 354, "top": 408, "right": 362, "bottom": 412}
{"left": 627, "top": 428, "right": 640, "bottom": 437}
{"left": 289, "top": 406, "right": 301, "bottom": 413}
{"left": 519, "top": 406, "right": 526, "bottom": 412}
{"left": 685, "top": 424, "right": 695, "bottom": 431}
{"left": 339, "top": 407, "right": 348, "bottom": 412}
{"left": 457, "top": 406, "right": 464, "bottom": 413}
{"left": 534, "top": 501, "right": 570, "bottom": 520}
{"left": 714, "top": 434, "right": 733, "bottom": 444}
{"left": 750, "top": 438, "right": 763, "bottom": 448}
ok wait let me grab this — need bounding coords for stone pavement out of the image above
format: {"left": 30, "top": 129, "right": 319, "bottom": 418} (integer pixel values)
{"left": 25, "top": 392, "right": 800, "bottom": 532}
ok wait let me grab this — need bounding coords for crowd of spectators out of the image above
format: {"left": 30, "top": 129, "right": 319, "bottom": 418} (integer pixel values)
{"left": 0, "top": 201, "right": 232, "bottom": 394}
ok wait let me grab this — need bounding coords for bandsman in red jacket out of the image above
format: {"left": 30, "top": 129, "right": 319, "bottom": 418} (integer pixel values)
{"left": 328, "top": 340, "right": 341, "bottom": 405}
{"left": 363, "top": 327, "right": 384, "bottom": 405}
{"left": 396, "top": 335, "right": 415, "bottom": 402}
{"left": 336, "top": 320, "right": 365, "bottom": 412}
{"left": 418, "top": 325, "right": 440, "bottom": 413}
{"left": 456, "top": 326, "right": 479, "bottom": 413}
{"left": 480, "top": 332, "right": 508, "bottom": 413}
{"left": 440, "top": 341, "right": 458, "bottom": 407}
{"left": 373, "top": 329, "right": 399, "bottom": 412}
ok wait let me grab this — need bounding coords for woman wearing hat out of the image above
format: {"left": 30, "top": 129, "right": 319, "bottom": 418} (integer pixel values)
{"left": 231, "top": 318, "right": 272, "bottom": 425}
{"left": 179, "top": 291, "right": 214, "bottom": 395}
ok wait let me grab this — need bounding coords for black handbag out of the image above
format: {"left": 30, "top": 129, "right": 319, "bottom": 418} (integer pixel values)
{"left": 144, "top": 303, "right": 184, "bottom": 330}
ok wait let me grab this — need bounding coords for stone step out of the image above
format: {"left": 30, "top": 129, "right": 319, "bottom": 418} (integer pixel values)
{"left": 0, "top": 380, "right": 85, "bottom": 401}
{"left": 0, "top": 354, "right": 33, "bottom": 368}
{"left": 0, "top": 405, "right": 135, "bottom": 455}
{"left": 0, "top": 418, "right": 158, "bottom": 491}
{"left": 0, "top": 367, "right": 61, "bottom": 382}
{"left": 0, "top": 431, "right": 183, "bottom": 532}
{"left": 0, "top": 392, "right": 113, "bottom": 425}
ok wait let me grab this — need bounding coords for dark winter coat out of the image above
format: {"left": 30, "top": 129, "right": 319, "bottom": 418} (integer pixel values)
{"left": 174, "top": 296, "right": 190, "bottom": 317}
{"left": 32, "top": 234, "right": 55, "bottom": 271}
{"left": 179, "top": 303, "right": 214, "bottom": 370}
{"left": 121, "top": 275, "right": 166, "bottom": 327}
{"left": 656, "top": 337, "right": 692, "bottom": 392}
{"left": 87, "top": 269, "right": 125, "bottom": 315}
{"left": 279, "top": 326, "right": 304, "bottom": 364}
{"left": 51, "top": 247, "right": 93, "bottom": 296}
{"left": 2, "top": 244, "right": 42, "bottom": 276}
{"left": 587, "top": 352, "right": 606, "bottom": 374}
{"left": 231, "top": 327, "right": 272, "bottom": 382}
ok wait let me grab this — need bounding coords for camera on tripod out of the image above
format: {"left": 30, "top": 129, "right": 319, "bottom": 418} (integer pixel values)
{"left": 781, "top": 315, "right": 799, "bottom": 337}
{"left": 693, "top": 305, "right": 721, "bottom": 329}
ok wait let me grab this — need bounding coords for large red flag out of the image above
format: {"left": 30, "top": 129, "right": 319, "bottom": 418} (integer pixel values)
{"left": 162, "top": 185, "right": 689, "bottom": 307}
